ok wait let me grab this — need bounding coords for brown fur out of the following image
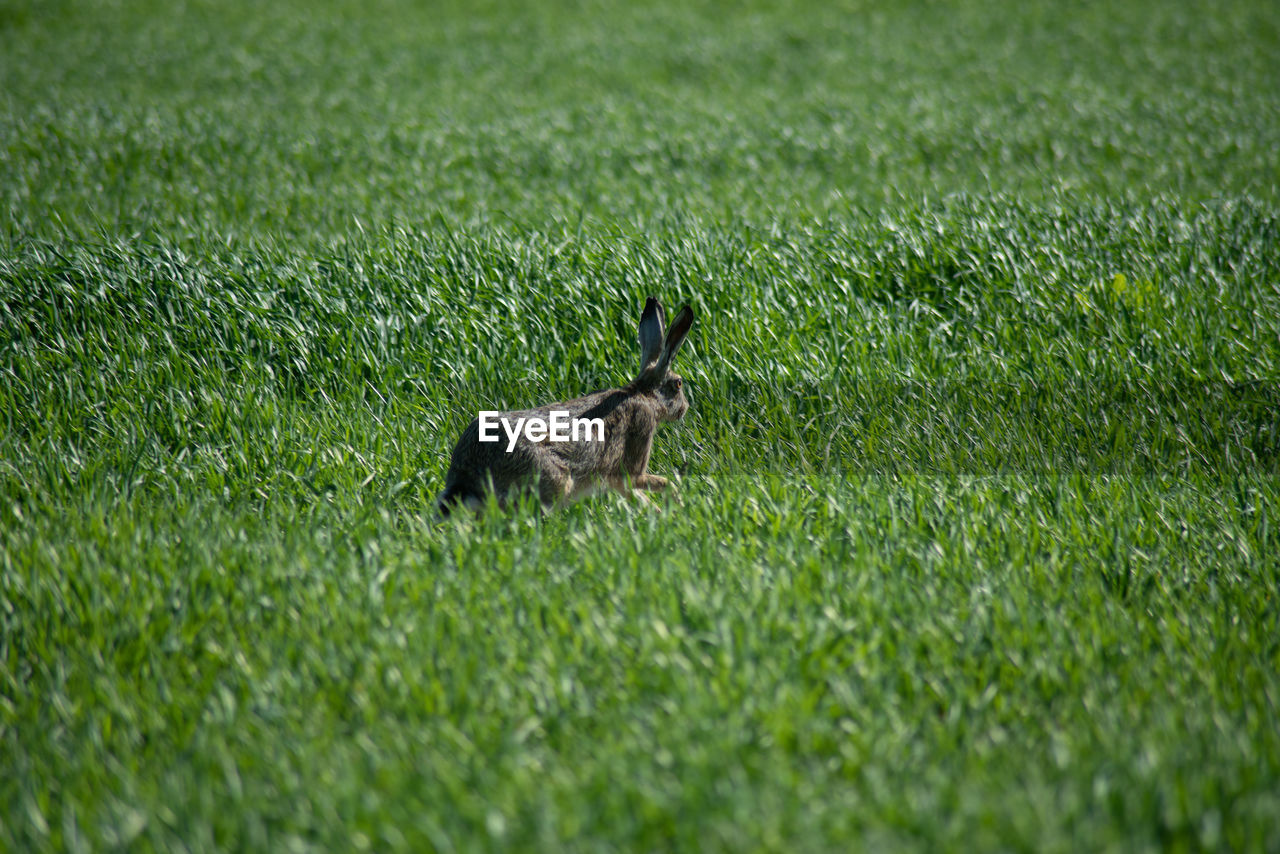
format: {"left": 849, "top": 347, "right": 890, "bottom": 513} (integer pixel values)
{"left": 439, "top": 297, "right": 693, "bottom": 514}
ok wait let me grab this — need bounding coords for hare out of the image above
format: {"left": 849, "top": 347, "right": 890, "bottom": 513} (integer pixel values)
{"left": 438, "top": 297, "right": 694, "bottom": 514}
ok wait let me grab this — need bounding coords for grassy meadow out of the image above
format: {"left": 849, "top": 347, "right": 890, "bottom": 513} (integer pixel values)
{"left": 3, "top": 0, "right": 1280, "bottom": 850}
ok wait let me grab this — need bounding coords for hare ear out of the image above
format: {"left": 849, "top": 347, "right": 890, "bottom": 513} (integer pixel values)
{"left": 655, "top": 304, "right": 694, "bottom": 372}
{"left": 637, "top": 297, "right": 665, "bottom": 374}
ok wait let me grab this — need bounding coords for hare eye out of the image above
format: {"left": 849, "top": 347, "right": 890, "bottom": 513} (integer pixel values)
{"left": 674, "top": 378, "right": 682, "bottom": 390}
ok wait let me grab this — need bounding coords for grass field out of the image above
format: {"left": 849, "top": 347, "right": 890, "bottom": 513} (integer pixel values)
{"left": 3, "top": 0, "right": 1280, "bottom": 850}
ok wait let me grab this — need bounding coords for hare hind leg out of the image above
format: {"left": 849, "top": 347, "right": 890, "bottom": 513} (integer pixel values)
{"left": 535, "top": 458, "right": 575, "bottom": 508}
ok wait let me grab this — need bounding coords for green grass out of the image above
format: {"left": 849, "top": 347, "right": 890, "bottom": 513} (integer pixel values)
{"left": 3, "top": 0, "right": 1280, "bottom": 850}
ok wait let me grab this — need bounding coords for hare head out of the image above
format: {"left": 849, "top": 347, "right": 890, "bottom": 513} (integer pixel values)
{"left": 631, "top": 297, "right": 694, "bottom": 422}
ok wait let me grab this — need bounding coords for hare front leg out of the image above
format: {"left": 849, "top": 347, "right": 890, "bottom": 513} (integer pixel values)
{"left": 636, "top": 473, "right": 668, "bottom": 490}
{"left": 636, "top": 473, "right": 681, "bottom": 503}
{"left": 606, "top": 474, "right": 662, "bottom": 511}
{"left": 635, "top": 472, "right": 681, "bottom": 504}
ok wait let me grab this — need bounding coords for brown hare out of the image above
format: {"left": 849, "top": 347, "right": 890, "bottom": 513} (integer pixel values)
{"left": 438, "top": 297, "right": 694, "bottom": 514}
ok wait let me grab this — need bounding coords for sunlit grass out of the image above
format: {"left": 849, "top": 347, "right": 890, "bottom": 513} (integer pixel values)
{"left": 2, "top": 0, "right": 1279, "bottom": 850}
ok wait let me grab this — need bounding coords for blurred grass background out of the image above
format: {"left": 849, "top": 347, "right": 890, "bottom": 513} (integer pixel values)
{"left": 4, "top": 0, "right": 1278, "bottom": 241}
